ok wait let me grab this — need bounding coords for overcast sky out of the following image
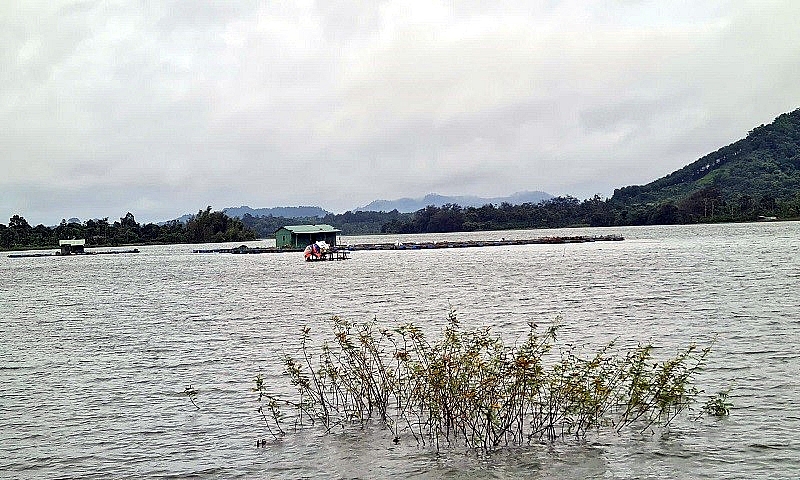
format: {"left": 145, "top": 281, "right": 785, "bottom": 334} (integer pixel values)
{"left": 2, "top": 0, "right": 799, "bottom": 225}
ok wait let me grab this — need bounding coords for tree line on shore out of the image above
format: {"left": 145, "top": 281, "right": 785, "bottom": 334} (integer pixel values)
{"left": 240, "top": 189, "right": 799, "bottom": 238}
{"left": 3, "top": 190, "right": 798, "bottom": 251}
{"left": 379, "top": 189, "right": 800, "bottom": 234}
{"left": 0, "top": 206, "right": 254, "bottom": 251}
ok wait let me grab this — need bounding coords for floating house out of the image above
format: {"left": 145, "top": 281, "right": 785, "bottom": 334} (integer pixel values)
{"left": 59, "top": 239, "right": 86, "bottom": 255}
{"left": 275, "top": 225, "right": 341, "bottom": 249}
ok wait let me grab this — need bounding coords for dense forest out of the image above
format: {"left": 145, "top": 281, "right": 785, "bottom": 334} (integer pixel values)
{"left": 237, "top": 184, "right": 800, "bottom": 237}
{"left": 379, "top": 192, "right": 800, "bottom": 234}
{"left": 0, "top": 207, "right": 255, "bottom": 251}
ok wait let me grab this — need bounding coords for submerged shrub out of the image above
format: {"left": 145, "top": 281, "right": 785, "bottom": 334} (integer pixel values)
{"left": 701, "top": 389, "right": 733, "bottom": 417}
{"left": 254, "top": 311, "right": 713, "bottom": 452}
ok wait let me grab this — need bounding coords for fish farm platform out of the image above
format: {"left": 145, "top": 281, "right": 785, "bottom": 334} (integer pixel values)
{"left": 192, "top": 235, "right": 624, "bottom": 255}
{"left": 7, "top": 248, "right": 141, "bottom": 258}
{"left": 347, "top": 235, "right": 623, "bottom": 251}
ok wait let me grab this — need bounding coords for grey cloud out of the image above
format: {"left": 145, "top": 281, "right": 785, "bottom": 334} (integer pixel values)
{"left": 2, "top": 1, "right": 800, "bottom": 224}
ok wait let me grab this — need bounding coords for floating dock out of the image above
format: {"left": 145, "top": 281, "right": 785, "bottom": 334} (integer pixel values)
{"left": 347, "top": 235, "right": 624, "bottom": 251}
{"left": 192, "top": 245, "right": 297, "bottom": 254}
{"left": 306, "top": 250, "right": 351, "bottom": 261}
{"left": 192, "top": 244, "right": 351, "bottom": 260}
{"left": 192, "top": 235, "right": 623, "bottom": 256}
{"left": 7, "top": 248, "right": 141, "bottom": 258}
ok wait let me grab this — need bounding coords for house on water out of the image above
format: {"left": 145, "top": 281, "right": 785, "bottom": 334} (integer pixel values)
{"left": 275, "top": 225, "right": 341, "bottom": 249}
{"left": 59, "top": 239, "right": 86, "bottom": 255}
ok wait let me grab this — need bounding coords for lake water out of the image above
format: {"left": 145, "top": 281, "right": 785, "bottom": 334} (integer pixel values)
{"left": 1, "top": 222, "right": 799, "bottom": 479}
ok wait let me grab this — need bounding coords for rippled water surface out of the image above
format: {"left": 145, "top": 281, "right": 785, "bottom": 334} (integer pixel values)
{"left": 2, "top": 222, "right": 799, "bottom": 479}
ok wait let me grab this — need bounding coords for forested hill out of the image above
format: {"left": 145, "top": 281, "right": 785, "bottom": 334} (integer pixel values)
{"left": 613, "top": 108, "right": 800, "bottom": 207}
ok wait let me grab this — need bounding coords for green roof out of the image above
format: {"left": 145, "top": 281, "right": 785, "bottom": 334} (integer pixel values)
{"left": 278, "top": 224, "right": 341, "bottom": 234}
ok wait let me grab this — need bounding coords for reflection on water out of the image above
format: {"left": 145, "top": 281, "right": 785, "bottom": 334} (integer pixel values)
{"left": 1, "top": 222, "right": 799, "bottom": 478}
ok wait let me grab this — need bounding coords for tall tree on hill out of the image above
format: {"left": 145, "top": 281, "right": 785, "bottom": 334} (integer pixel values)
{"left": 186, "top": 207, "right": 256, "bottom": 243}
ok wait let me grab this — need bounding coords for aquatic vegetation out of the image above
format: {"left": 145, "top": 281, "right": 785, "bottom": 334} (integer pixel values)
{"left": 255, "top": 311, "right": 714, "bottom": 452}
{"left": 701, "top": 389, "right": 733, "bottom": 417}
{"left": 183, "top": 385, "right": 200, "bottom": 410}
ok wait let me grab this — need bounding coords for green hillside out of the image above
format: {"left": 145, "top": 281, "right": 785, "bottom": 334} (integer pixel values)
{"left": 612, "top": 108, "right": 800, "bottom": 215}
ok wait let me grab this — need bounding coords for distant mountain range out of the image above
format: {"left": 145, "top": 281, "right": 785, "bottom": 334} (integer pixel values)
{"left": 354, "top": 191, "right": 553, "bottom": 213}
{"left": 163, "top": 205, "right": 330, "bottom": 224}
{"left": 222, "top": 205, "right": 331, "bottom": 219}
{"left": 165, "top": 192, "right": 553, "bottom": 223}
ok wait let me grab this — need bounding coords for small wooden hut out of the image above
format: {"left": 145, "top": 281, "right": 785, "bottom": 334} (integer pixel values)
{"left": 274, "top": 225, "right": 340, "bottom": 249}
{"left": 59, "top": 239, "right": 86, "bottom": 255}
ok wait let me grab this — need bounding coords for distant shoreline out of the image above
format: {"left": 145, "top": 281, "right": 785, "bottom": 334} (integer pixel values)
{"left": 3, "top": 217, "right": 796, "bottom": 253}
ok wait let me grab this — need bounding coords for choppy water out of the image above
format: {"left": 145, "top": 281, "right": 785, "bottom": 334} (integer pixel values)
{"left": 1, "top": 222, "right": 799, "bottom": 479}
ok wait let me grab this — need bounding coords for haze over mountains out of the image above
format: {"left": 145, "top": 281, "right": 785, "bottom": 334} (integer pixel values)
{"left": 167, "top": 107, "right": 800, "bottom": 226}
{"left": 6, "top": 107, "right": 800, "bottom": 244}
{"left": 354, "top": 191, "right": 553, "bottom": 213}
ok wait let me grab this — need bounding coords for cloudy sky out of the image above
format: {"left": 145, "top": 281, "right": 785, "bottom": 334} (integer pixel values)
{"left": 2, "top": 0, "right": 799, "bottom": 224}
